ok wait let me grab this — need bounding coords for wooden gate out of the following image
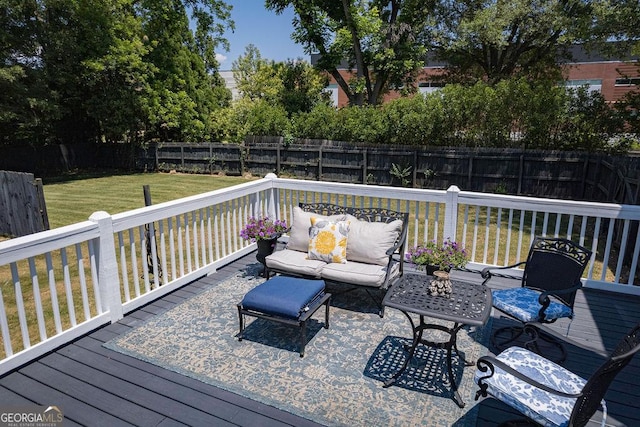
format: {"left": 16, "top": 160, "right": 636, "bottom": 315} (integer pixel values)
{"left": 0, "top": 171, "right": 49, "bottom": 237}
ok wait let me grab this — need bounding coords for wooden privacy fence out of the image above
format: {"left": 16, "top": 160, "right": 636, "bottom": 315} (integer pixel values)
{"left": 0, "top": 171, "right": 49, "bottom": 237}
{"left": 139, "top": 138, "right": 640, "bottom": 204}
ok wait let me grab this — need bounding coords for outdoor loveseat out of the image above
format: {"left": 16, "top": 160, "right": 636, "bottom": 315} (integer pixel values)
{"left": 265, "top": 202, "right": 409, "bottom": 316}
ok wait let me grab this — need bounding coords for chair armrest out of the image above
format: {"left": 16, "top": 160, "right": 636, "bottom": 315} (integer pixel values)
{"left": 481, "top": 261, "right": 526, "bottom": 284}
{"left": 475, "top": 354, "right": 584, "bottom": 401}
{"left": 535, "top": 283, "right": 582, "bottom": 318}
{"left": 385, "top": 216, "right": 409, "bottom": 269}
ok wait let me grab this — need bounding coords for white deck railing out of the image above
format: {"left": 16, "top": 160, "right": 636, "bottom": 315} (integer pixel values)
{"left": 1, "top": 175, "right": 639, "bottom": 374}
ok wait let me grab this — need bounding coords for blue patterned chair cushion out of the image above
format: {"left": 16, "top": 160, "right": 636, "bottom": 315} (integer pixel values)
{"left": 492, "top": 288, "right": 573, "bottom": 322}
{"left": 240, "top": 276, "right": 326, "bottom": 319}
{"left": 475, "top": 346, "right": 589, "bottom": 427}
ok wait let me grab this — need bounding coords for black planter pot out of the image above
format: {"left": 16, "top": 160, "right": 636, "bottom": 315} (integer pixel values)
{"left": 255, "top": 237, "right": 278, "bottom": 266}
{"left": 424, "top": 264, "right": 439, "bottom": 276}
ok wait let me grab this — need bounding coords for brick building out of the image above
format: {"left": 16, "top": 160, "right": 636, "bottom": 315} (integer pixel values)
{"left": 313, "top": 45, "right": 639, "bottom": 107}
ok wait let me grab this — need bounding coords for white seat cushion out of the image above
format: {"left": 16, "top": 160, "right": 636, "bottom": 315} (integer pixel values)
{"left": 474, "top": 346, "right": 588, "bottom": 427}
{"left": 320, "top": 260, "right": 399, "bottom": 288}
{"left": 265, "top": 249, "right": 325, "bottom": 278}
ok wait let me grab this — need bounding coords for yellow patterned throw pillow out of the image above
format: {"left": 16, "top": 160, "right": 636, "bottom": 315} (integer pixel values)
{"left": 307, "top": 217, "right": 350, "bottom": 264}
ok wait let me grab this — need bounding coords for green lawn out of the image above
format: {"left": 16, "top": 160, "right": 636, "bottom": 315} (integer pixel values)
{"left": 43, "top": 171, "right": 256, "bottom": 229}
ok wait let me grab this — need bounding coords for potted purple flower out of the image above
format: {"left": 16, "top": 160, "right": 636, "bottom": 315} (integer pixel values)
{"left": 405, "top": 238, "right": 468, "bottom": 274}
{"left": 240, "top": 216, "right": 289, "bottom": 268}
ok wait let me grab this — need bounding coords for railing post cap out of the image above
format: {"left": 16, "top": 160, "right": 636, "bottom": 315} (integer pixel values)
{"left": 265, "top": 173, "right": 278, "bottom": 179}
{"left": 447, "top": 185, "right": 461, "bottom": 192}
{"left": 89, "top": 211, "right": 111, "bottom": 221}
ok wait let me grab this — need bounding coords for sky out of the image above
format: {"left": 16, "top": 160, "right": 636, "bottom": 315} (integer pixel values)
{"left": 215, "top": 1, "right": 308, "bottom": 70}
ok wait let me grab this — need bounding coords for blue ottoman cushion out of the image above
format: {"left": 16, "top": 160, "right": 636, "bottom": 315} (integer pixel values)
{"left": 241, "top": 276, "right": 326, "bottom": 319}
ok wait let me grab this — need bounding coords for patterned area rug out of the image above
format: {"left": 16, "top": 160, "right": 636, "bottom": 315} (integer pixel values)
{"left": 104, "top": 265, "right": 491, "bottom": 427}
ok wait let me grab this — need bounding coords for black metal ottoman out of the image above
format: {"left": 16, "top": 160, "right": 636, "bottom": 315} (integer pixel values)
{"left": 237, "top": 276, "right": 331, "bottom": 357}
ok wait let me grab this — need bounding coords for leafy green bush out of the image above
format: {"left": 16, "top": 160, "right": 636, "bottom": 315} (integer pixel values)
{"left": 333, "top": 105, "right": 387, "bottom": 143}
{"left": 218, "top": 99, "right": 290, "bottom": 143}
{"left": 380, "top": 95, "right": 443, "bottom": 145}
{"left": 246, "top": 77, "right": 633, "bottom": 153}
{"left": 291, "top": 104, "right": 338, "bottom": 139}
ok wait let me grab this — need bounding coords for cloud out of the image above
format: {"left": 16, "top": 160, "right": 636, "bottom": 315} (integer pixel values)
{"left": 216, "top": 53, "right": 228, "bottom": 63}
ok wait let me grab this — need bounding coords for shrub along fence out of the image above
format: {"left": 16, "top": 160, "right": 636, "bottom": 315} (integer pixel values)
{"left": 139, "top": 138, "right": 640, "bottom": 205}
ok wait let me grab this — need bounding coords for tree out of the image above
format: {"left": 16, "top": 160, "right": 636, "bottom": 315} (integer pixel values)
{"left": 276, "top": 59, "right": 330, "bottom": 115}
{"left": 137, "top": 0, "right": 233, "bottom": 142}
{"left": 430, "top": 0, "right": 636, "bottom": 84}
{"left": 233, "top": 45, "right": 329, "bottom": 115}
{"left": 266, "top": 0, "right": 434, "bottom": 106}
{"left": 233, "top": 44, "right": 282, "bottom": 103}
{"left": 0, "top": 0, "right": 59, "bottom": 145}
{"left": 590, "top": 0, "right": 640, "bottom": 57}
{"left": 0, "top": 0, "right": 234, "bottom": 145}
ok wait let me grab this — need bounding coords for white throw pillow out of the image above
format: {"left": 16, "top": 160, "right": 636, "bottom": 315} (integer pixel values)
{"left": 287, "top": 206, "right": 345, "bottom": 252}
{"left": 345, "top": 215, "right": 403, "bottom": 266}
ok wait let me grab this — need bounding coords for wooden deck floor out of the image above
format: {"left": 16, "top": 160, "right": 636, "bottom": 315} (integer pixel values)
{"left": 1, "top": 255, "right": 639, "bottom": 426}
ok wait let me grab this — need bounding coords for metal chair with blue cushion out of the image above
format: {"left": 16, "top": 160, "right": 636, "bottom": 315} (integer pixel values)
{"left": 474, "top": 323, "right": 640, "bottom": 427}
{"left": 482, "top": 237, "right": 592, "bottom": 361}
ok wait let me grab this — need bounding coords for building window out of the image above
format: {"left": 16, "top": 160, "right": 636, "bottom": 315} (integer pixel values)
{"left": 615, "top": 77, "right": 640, "bottom": 86}
{"left": 563, "top": 79, "right": 602, "bottom": 93}
{"left": 418, "top": 82, "right": 445, "bottom": 94}
{"left": 324, "top": 84, "right": 339, "bottom": 107}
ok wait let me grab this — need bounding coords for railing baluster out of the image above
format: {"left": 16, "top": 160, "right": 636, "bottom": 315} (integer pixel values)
{"left": 516, "top": 210, "right": 525, "bottom": 262}
{"left": 567, "top": 214, "right": 575, "bottom": 240}
{"left": 602, "top": 219, "right": 615, "bottom": 281}
{"left": 579, "top": 216, "right": 588, "bottom": 247}
{"left": 128, "top": 228, "right": 141, "bottom": 298}
{"left": 28, "top": 257, "right": 47, "bottom": 341}
{"left": 159, "top": 220, "right": 168, "bottom": 286}
{"left": 587, "top": 217, "right": 602, "bottom": 279}
{"left": 75, "top": 243, "right": 91, "bottom": 319}
{"left": 88, "top": 237, "right": 101, "bottom": 312}
{"left": 629, "top": 230, "right": 640, "bottom": 286}
{"left": 192, "top": 211, "right": 200, "bottom": 271}
{"left": 472, "top": 207, "right": 479, "bottom": 262}
{"left": 150, "top": 220, "right": 160, "bottom": 289}
{"left": 139, "top": 225, "right": 150, "bottom": 293}
{"left": 10, "top": 262, "right": 29, "bottom": 349}
{"left": 44, "top": 252, "right": 62, "bottom": 334}
{"left": 118, "top": 232, "right": 130, "bottom": 302}
{"left": 462, "top": 205, "right": 469, "bottom": 250}
{"left": 505, "top": 209, "right": 514, "bottom": 265}
{"left": 615, "top": 220, "right": 630, "bottom": 283}
{"left": 0, "top": 286, "right": 11, "bottom": 356}
{"left": 483, "top": 207, "right": 491, "bottom": 264}
{"left": 530, "top": 211, "right": 538, "bottom": 244}
{"left": 60, "top": 247, "right": 77, "bottom": 328}
{"left": 206, "top": 207, "right": 213, "bottom": 265}
{"left": 554, "top": 213, "right": 562, "bottom": 237}
{"left": 185, "top": 212, "right": 193, "bottom": 272}
{"left": 494, "top": 208, "right": 502, "bottom": 265}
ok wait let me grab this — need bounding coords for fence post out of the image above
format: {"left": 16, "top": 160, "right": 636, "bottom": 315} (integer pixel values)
{"left": 362, "top": 148, "right": 368, "bottom": 184}
{"left": 89, "top": 211, "right": 123, "bottom": 323}
{"left": 443, "top": 185, "right": 460, "bottom": 241}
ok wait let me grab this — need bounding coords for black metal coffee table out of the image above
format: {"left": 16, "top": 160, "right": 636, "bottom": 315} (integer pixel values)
{"left": 381, "top": 272, "right": 492, "bottom": 407}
